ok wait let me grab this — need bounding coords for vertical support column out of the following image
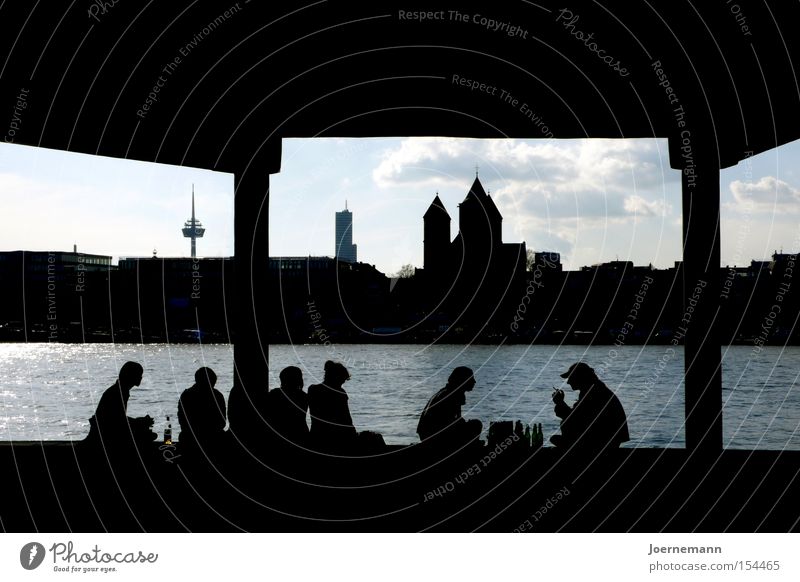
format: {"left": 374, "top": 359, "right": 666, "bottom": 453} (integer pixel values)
{"left": 681, "top": 150, "right": 723, "bottom": 454}
{"left": 229, "top": 167, "right": 271, "bottom": 439}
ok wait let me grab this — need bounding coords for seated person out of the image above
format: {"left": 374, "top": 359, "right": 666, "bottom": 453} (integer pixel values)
{"left": 551, "top": 362, "right": 630, "bottom": 452}
{"left": 86, "top": 361, "right": 155, "bottom": 447}
{"left": 308, "top": 361, "right": 358, "bottom": 453}
{"left": 227, "top": 381, "right": 269, "bottom": 452}
{"left": 417, "top": 366, "right": 483, "bottom": 447}
{"left": 266, "top": 366, "right": 309, "bottom": 449}
{"left": 177, "top": 367, "right": 227, "bottom": 455}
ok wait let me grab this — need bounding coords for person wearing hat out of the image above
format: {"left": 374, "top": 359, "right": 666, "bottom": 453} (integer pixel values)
{"left": 551, "top": 362, "right": 629, "bottom": 452}
{"left": 417, "top": 366, "right": 483, "bottom": 447}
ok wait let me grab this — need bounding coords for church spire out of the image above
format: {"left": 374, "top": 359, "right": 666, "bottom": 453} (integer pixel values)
{"left": 424, "top": 193, "right": 450, "bottom": 219}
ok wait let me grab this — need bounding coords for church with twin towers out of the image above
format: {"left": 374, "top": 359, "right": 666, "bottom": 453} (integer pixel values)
{"left": 423, "top": 172, "right": 526, "bottom": 278}
{"left": 421, "top": 172, "right": 529, "bottom": 324}
{"left": 331, "top": 172, "right": 529, "bottom": 327}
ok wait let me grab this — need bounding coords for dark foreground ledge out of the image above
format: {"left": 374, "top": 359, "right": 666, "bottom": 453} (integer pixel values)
{"left": 1, "top": 441, "right": 798, "bottom": 532}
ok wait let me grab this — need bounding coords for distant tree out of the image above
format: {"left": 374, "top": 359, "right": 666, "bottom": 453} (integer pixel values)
{"left": 394, "top": 264, "right": 416, "bottom": 278}
{"left": 526, "top": 249, "right": 536, "bottom": 271}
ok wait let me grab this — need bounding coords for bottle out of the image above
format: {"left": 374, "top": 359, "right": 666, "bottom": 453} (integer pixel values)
{"left": 164, "top": 415, "right": 173, "bottom": 446}
{"left": 524, "top": 424, "right": 531, "bottom": 448}
{"left": 537, "top": 423, "right": 544, "bottom": 448}
{"left": 515, "top": 420, "right": 524, "bottom": 439}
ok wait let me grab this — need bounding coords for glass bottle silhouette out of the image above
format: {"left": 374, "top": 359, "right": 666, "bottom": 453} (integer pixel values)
{"left": 164, "top": 415, "right": 173, "bottom": 445}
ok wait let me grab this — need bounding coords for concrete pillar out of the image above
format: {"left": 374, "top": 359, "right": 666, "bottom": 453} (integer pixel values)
{"left": 229, "top": 166, "right": 272, "bottom": 440}
{"left": 680, "top": 153, "right": 723, "bottom": 453}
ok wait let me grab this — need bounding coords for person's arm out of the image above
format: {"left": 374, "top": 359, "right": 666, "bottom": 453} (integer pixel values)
{"left": 341, "top": 392, "right": 357, "bottom": 435}
{"left": 553, "top": 389, "right": 572, "bottom": 419}
{"left": 177, "top": 394, "right": 187, "bottom": 432}
{"left": 215, "top": 390, "right": 227, "bottom": 431}
{"left": 94, "top": 386, "right": 130, "bottom": 435}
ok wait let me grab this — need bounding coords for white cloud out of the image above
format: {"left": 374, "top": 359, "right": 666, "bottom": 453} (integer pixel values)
{"left": 372, "top": 137, "right": 674, "bottom": 195}
{"left": 369, "top": 137, "right": 680, "bottom": 270}
{"left": 624, "top": 195, "right": 670, "bottom": 217}
{"left": 729, "top": 176, "right": 800, "bottom": 213}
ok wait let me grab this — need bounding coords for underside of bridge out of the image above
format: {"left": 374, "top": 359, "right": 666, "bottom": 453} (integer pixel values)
{"left": 1, "top": 0, "right": 799, "bottom": 530}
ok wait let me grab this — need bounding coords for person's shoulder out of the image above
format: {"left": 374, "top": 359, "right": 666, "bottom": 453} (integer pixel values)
{"left": 98, "top": 383, "right": 121, "bottom": 402}
{"left": 591, "top": 381, "right": 614, "bottom": 396}
{"left": 431, "top": 385, "right": 451, "bottom": 402}
{"left": 179, "top": 384, "right": 198, "bottom": 399}
{"left": 599, "top": 382, "right": 623, "bottom": 402}
{"left": 307, "top": 383, "right": 328, "bottom": 396}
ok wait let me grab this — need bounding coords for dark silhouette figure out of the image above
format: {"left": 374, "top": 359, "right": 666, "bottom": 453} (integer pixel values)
{"left": 308, "top": 361, "right": 357, "bottom": 453}
{"left": 417, "top": 366, "right": 483, "bottom": 447}
{"left": 85, "top": 361, "right": 155, "bottom": 445}
{"left": 420, "top": 176, "right": 528, "bottom": 331}
{"left": 551, "top": 362, "right": 630, "bottom": 452}
{"left": 266, "top": 366, "right": 309, "bottom": 448}
{"left": 177, "top": 367, "right": 227, "bottom": 455}
{"left": 226, "top": 381, "right": 269, "bottom": 452}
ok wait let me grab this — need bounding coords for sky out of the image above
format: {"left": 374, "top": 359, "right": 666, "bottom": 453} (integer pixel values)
{"left": 271, "top": 137, "right": 800, "bottom": 273}
{"left": 0, "top": 142, "right": 234, "bottom": 261}
{"left": 2, "top": 137, "right": 800, "bottom": 273}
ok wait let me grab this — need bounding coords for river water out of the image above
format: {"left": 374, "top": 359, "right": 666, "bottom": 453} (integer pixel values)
{"left": 1, "top": 343, "right": 799, "bottom": 449}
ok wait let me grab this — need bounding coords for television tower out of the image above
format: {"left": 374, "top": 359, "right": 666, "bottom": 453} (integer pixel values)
{"left": 182, "top": 185, "right": 205, "bottom": 258}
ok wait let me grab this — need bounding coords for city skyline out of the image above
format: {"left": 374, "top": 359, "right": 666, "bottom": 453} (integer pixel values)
{"left": 270, "top": 137, "right": 800, "bottom": 273}
{"left": 3, "top": 138, "right": 800, "bottom": 272}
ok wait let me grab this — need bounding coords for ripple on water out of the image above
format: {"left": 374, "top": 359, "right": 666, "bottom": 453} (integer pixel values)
{"left": 1, "top": 343, "right": 800, "bottom": 448}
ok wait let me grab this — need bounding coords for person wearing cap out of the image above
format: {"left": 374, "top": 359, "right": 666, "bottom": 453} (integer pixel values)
{"left": 417, "top": 366, "right": 483, "bottom": 447}
{"left": 551, "top": 362, "right": 630, "bottom": 452}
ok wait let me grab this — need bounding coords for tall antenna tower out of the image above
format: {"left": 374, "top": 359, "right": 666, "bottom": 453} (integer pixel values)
{"left": 182, "top": 185, "right": 205, "bottom": 258}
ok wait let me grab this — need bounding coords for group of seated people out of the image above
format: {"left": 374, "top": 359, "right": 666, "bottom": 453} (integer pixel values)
{"left": 85, "top": 358, "right": 630, "bottom": 457}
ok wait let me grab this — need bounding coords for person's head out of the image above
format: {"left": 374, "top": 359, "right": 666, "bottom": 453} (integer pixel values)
{"left": 118, "top": 361, "right": 144, "bottom": 390}
{"left": 447, "top": 366, "right": 476, "bottom": 393}
{"left": 195, "top": 367, "right": 218, "bottom": 388}
{"left": 280, "top": 366, "right": 303, "bottom": 390}
{"left": 323, "top": 360, "right": 350, "bottom": 385}
{"left": 560, "top": 362, "right": 597, "bottom": 390}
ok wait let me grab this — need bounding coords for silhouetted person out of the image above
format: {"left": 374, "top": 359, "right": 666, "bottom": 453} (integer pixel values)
{"left": 266, "top": 366, "right": 309, "bottom": 448}
{"left": 551, "top": 362, "right": 630, "bottom": 452}
{"left": 308, "top": 361, "right": 357, "bottom": 453}
{"left": 227, "top": 381, "right": 268, "bottom": 452}
{"left": 86, "top": 361, "right": 154, "bottom": 446}
{"left": 178, "top": 367, "right": 227, "bottom": 455}
{"left": 417, "top": 366, "right": 483, "bottom": 447}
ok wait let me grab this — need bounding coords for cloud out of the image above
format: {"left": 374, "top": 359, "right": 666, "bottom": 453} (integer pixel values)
{"left": 372, "top": 137, "right": 677, "bottom": 221}
{"left": 623, "top": 195, "right": 670, "bottom": 217}
{"left": 729, "top": 176, "right": 800, "bottom": 213}
{"left": 372, "top": 137, "right": 675, "bottom": 195}
{"left": 369, "top": 137, "right": 680, "bottom": 270}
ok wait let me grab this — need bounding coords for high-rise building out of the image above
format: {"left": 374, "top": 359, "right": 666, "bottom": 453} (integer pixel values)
{"left": 335, "top": 202, "right": 357, "bottom": 263}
